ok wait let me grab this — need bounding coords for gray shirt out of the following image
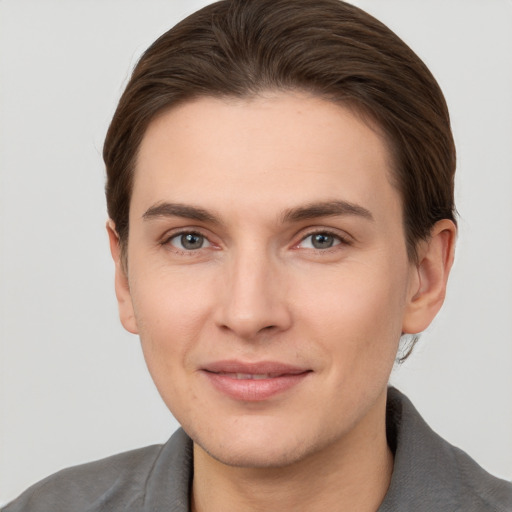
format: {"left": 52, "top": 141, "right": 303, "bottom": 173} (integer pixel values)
{"left": 4, "top": 388, "right": 512, "bottom": 511}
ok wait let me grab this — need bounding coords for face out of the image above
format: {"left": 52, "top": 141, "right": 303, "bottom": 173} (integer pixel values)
{"left": 112, "top": 92, "right": 429, "bottom": 468}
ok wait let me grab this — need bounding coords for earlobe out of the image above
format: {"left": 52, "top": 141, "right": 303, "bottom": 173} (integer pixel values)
{"left": 106, "top": 220, "right": 139, "bottom": 335}
{"left": 402, "top": 219, "right": 457, "bottom": 334}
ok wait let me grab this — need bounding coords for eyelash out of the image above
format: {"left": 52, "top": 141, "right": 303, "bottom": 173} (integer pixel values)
{"left": 161, "top": 230, "right": 212, "bottom": 253}
{"left": 296, "top": 230, "right": 351, "bottom": 251}
{"left": 161, "top": 228, "right": 351, "bottom": 255}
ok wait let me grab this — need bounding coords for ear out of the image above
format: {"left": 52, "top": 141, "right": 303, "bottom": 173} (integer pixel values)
{"left": 106, "top": 220, "right": 139, "bottom": 334}
{"left": 402, "top": 219, "right": 457, "bottom": 334}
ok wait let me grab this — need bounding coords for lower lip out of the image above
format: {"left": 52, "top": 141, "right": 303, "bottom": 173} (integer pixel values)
{"left": 202, "top": 371, "right": 310, "bottom": 401}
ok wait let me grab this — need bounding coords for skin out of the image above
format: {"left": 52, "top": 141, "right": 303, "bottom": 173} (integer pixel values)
{"left": 108, "top": 92, "right": 456, "bottom": 511}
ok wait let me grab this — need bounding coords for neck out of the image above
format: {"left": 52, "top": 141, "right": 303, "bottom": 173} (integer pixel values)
{"left": 191, "top": 391, "right": 393, "bottom": 512}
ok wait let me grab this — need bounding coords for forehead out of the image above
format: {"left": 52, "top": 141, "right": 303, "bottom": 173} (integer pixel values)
{"left": 132, "top": 92, "right": 400, "bottom": 227}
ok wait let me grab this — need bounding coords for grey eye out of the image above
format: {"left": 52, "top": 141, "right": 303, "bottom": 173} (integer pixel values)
{"left": 299, "top": 232, "right": 341, "bottom": 250}
{"left": 182, "top": 233, "right": 204, "bottom": 249}
{"left": 170, "top": 232, "right": 210, "bottom": 250}
{"left": 311, "top": 233, "right": 335, "bottom": 249}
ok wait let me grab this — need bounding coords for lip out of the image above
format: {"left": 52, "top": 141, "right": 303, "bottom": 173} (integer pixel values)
{"left": 200, "top": 360, "right": 312, "bottom": 401}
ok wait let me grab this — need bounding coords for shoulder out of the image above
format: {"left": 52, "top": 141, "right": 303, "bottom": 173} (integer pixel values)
{"left": 446, "top": 439, "right": 512, "bottom": 511}
{"left": 382, "top": 387, "right": 512, "bottom": 512}
{"left": 2, "top": 445, "right": 162, "bottom": 512}
{"left": 2, "top": 429, "right": 193, "bottom": 512}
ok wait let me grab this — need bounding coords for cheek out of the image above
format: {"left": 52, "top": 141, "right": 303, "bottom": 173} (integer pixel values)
{"left": 129, "top": 269, "right": 216, "bottom": 366}
{"left": 129, "top": 275, "right": 214, "bottom": 418}
{"left": 296, "top": 258, "right": 408, "bottom": 365}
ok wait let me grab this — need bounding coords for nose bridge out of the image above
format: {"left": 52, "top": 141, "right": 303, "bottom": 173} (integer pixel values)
{"left": 217, "top": 240, "right": 290, "bottom": 338}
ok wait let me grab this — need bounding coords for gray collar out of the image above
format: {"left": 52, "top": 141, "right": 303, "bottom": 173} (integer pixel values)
{"left": 380, "top": 388, "right": 512, "bottom": 511}
{"left": 143, "top": 387, "right": 512, "bottom": 511}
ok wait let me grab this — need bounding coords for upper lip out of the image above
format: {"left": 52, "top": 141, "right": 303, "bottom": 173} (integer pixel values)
{"left": 201, "top": 360, "right": 310, "bottom": 376}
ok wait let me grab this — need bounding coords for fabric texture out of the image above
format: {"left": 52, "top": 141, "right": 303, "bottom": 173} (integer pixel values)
{"left": 4, "top": 388, "right": 512, "bottom": 511}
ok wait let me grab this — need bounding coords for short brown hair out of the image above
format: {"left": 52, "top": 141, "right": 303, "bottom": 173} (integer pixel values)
{"left": 104, "top": 0, "right": 456, "bottom": 262}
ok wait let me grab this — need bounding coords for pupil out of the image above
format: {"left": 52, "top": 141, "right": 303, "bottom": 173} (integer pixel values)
{"left": 182, "top": 233, "right": 203, "bottom": 249}
{"left": 312, "top": 233, "right": 333, "bottom": 249}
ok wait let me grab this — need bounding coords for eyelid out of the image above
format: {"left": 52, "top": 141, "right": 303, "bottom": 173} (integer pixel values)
{"left": 158, "top": 225, "right": 353, "bottom": 252}
{"left": 294, "top": 228, "right": 353, "bottom": 249}
{"left": 171, "top": 232, "right": 211, "bottom": 249}
{"left": 160, "top": 227, "right": 218, "bottom": 250}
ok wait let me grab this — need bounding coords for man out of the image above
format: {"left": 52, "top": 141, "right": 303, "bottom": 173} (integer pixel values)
{"left": 4, "top": 0, "right": 512, "bottom": 510}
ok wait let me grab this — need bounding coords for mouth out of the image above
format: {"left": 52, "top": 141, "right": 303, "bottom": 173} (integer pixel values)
{"left": 213, "top": 372, "right": 291, "bottom": 380}
{"left": 200, "top": 361, "right": 312, "bottom": 401}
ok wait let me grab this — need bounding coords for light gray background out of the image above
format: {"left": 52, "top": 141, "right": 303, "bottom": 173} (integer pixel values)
{"left": 1, "top": 0, "right": 511, "bottom": 505}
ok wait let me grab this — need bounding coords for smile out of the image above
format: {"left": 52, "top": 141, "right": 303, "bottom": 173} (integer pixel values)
{"left": 201, "top": 361, "right": 311, "bottom": 401}
{"left": 213, "top": 372, "right": 296, "bottom": 380}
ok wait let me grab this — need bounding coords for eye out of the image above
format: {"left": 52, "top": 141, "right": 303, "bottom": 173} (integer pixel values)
{"left": 168, "top": 232, "right": 211, "bottom": 251}
{"left": 298, "top": 232, "right": 343, "bottom": 250}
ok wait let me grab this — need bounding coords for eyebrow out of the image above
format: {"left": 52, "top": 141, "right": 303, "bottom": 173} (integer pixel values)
{"left": 142, "top": 199, "right": 374, "bottom": 225}
{"left": 281, "top": 200, "right": 374, "bottom": 223}
{"left": 142, "top": 202, "right": 220, "bottom": 224}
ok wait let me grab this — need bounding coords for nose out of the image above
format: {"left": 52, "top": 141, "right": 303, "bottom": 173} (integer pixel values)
{"left": 214, "top": 247, "right": 292, "bottom": 340}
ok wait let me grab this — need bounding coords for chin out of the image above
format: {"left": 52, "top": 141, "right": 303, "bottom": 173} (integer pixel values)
{"left": 188, "top": 417, "right": 333, "bottom": 470}
{"left": 198, "top": 438, "right": 313, "bottom": 469}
